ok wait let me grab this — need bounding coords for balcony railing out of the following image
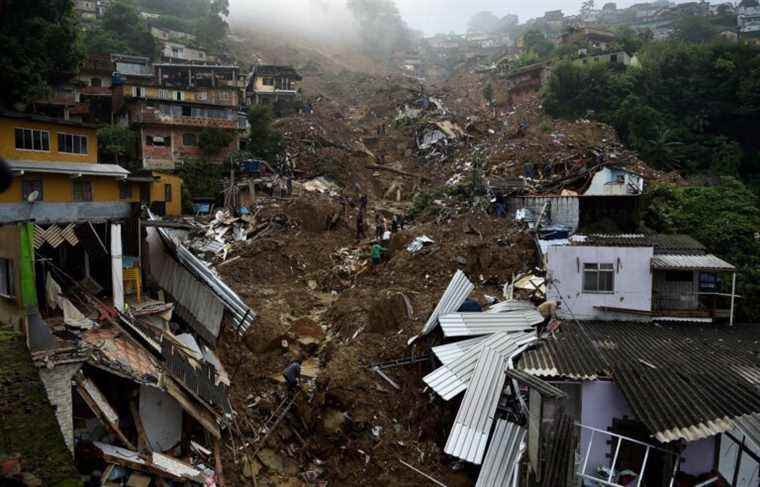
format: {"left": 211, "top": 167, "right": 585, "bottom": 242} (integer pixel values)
{"left": 135, "top": 110, "right": 238, "bottom": 129}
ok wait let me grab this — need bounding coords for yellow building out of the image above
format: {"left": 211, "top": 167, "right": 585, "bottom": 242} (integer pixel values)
{"left": 0, "top": 111, "right": 133, "bottom": 221}
{"left": 124, "top": 171, "right": 183, "bottom": 216}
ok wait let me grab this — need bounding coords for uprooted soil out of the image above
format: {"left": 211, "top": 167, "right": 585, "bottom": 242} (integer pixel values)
{"left": 212, "top": 54, "right": 677, "bottom": 486}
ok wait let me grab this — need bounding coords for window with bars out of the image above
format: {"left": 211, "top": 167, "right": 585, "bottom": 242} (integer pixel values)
{"left": 15, "top": 128, "right": 50, "bottom": 151}
{"left": 73, "top": 179, "right": 93, "bottom": 201}
{"left": 0, "top": 258, "right": 15, "bottom": 298}
{"left": 57, "top": 133, "right": 88, "bottom": 154}
{"left": 21, "top": 178, "right": 43, "bottom": 201}
{"left": 583, "top": 263, "right": 615, "bottom": 293}
{"left": 119, "top": 181, "right": 132, "bottom": 200}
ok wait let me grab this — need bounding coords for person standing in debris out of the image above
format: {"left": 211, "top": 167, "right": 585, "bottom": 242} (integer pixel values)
{"left": 283, "top": 360, "right": 302, "bottom": 393}
{"left": 375, "top": 214, "right": 384, "bottom": 240}
{"left": 538, "top": 300, "right": 561, "bottom": 333}
{"left": 370, "top": 242, "right": 387, "bottom": 271}
{"left": 356, "top": 206, "right": 366, "bottom": 241}
{"left": 391, "top": 214, "right": 400, "bottom": 233}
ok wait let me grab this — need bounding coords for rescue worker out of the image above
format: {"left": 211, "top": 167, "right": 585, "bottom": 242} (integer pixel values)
{"left": 370, "top": 242, "right": 387, "bottom": 271}
{"left": 282, "top": 360, "right": 302, "bottom": 393}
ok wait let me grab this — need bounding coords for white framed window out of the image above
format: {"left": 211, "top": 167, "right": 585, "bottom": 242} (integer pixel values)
{"left": 132, "top": 86, "right": 145, "bottom": 97}
{"left": 263, "top": 77, "right": 274, "bottom": 86}
{"left": 583, "top": 263, "right": 615, "bottom": 293}
{"left": 15, "top": 128, "right": 50, "bottom": 152}
{"left": 57, "top": 132, "right": 88, "bottom": 155}
{"left": 0, "top": 257, "right": 15, "bottom": 299}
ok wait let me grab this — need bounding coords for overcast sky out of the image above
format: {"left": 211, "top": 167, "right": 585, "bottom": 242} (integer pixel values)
{"left": 228, "top": 0, "right": 686, "bottom": 37}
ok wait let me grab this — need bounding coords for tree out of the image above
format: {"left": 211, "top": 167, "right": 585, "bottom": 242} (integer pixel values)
{"left": 581, "top": 0, "right": 595, "bottom": 17}
{"left": 84, "top": 0, "right": 156, "bottom": 57}
{"left": 247, "top": 105, "right": 284, "bottom": 162}
{"left": 198, "top": 127, "right": 234, "bottom": 157}
{"left": 523, "top": 29, "right": 555, "bottom": 58}
{"left": 0, "top": 0, "right": 83, "bottom": 107}
{"left": 673, "top": 15, "right": 718, "bottom": 43}
{"left": 98, "top": 126, "right": 137, "bottom": 165}
{"left": 467, "top": 11, "right": 500, "bottom": 34}
{"left": 347, "top": 0, "right": 410, "bottom": 58}
{"left": 194, "top": 0, "right": 229, "bottom": 51}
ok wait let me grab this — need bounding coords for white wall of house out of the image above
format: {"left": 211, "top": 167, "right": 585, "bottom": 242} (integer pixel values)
{"left": 580, "top": 381, "right": 634, "bottom": 475}
{"left": 584, "top": 167, "right": 644, "bottom": 196}
{"left": 546, "top": 244, "right": 653, "bottom": 320}
{"left": 681, "top": 437, "right": 717, "bottom": 476}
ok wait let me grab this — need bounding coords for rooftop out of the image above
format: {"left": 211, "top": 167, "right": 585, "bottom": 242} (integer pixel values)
{"left": 519, "top": 320, "right": 760, "bottom": 443}
{"left": 253, "top": 65, "right": 303, "bottom": 79}
{"left": 569, "top": 233, "right": 706, "bottom": 254}
{"left": 0, "top": 110, "right": 100, "bottom": 129}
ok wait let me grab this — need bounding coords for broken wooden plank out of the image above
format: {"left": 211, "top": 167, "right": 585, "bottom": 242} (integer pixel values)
{"left": 366, "top": 164, "right": 431, "bottom": 181}
{"left": 399, "top": 459, "right": 448, "bottom": 487}
{"left": 164, "top": 377, "right": 221, "bottom": 439}
{"left": 75, "top": 374, "right": 136, "bottom": 450}
{"left": 372, "top": 366, "right": 400, "bottom": 390}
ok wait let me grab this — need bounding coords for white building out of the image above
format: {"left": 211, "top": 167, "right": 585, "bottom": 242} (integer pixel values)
{"left": 161, "top": 42, "right": 209, "bottom": 63}
{"left": 545, "top": 233, "right": 737, "bottom": 322}
{"left": 583, "top": 166, "right": 644, "bottom": 196}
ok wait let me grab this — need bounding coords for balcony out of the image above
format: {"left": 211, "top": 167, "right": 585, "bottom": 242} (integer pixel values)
{"left": 80, "top": 86, "right": 112, "bottom": 96}
{"left": 135, "top": 108, "right": 238, "bottom": 129}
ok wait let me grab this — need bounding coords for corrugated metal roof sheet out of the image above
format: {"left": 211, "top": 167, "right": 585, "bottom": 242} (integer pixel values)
{"left": 425, "top": 331, "right": 536, "bottom": 400}
{"left": 571, "top": 234, "right": 706, "bottom": 255}
{"left": 148, "top": 210, "right": 255, "bottom": 336}
{"left": 420, "top": 270, "right": 474, "bottom": 336}
{"left": 147, "top": 226, "right": 224, "bottom": 344}
{"left": 475, "top": 420, "right": 525, "bottom": 487}
{"left": 8, "top": 160, "right": 130, "bottom": 178}
{"left": 505, "top": 369, "right": 568, "bottom": 399}
{"left": 439, "top": 311, "right": 543, "bottom": 337}
{"left": 519, "top": 321, "right": 760, "bottom": 443}
{"left": 486, "top": 300, "right": 538, "bottom": 313}
{"left": 432, "top": 336, "right": 490, "bottom": 366}
{"left": 651, "top": 253, "right": 735, "bottom": 271}
{"left": 444, "top": 347, "right": 508, "bottom": 464}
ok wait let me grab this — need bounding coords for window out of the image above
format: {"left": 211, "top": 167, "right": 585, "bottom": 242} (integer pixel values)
{"left": 182, "top": 105, "right": 192, "bottom": 117}
{"left": 15, "top": 128, "right": 50, "bottom": 151}
{"left": 119, "top": 181, "right": 132, "bottom": 200}
{"left": 0, "top": 258, "right": 14, "bottom": 298}
{"left": 164, "top": 183, "right": 172, "bottom": 202}
{"left": 175, "top": 91, "right": 182, "bottom": 101}
{"left": 699, "top": 272, "right": 718, "bottom": 292}
{"left": 610, "top": 54, "right": 618, "bottom": 63}
{"left": 72, "top": 180, "right": 93, "bottom": 201}
{"left": 665, "top": 270, "right": 693, "bottom": 282}
{"left": 583, "top": 263, "right": 615, "bottom": 293}
{"left": 182, "top": 133, "right": 197, "bottom": 146}
{"left": 133, "top": 86, "right": 145, "bottom": 97}
{"left": 57, "top": 133, "right": 88, "bottom": 155}
{"left": 263, "top": 77, "right": 274, "bottom": 86}
{"left": 21, "top": 178, "right": 43, "bottom": 201}
{"left": 146, "top": 135, "right": 170, "bottom": 147}
{"left": 91, "top": 77, "right": 102, "bottom": 87}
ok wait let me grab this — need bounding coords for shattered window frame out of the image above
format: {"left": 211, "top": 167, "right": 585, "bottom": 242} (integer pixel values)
{"left": 583, "top": 262, "right": 615, "bottom": 293}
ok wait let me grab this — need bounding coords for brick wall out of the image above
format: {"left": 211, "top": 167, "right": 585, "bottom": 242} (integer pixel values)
{"left": 39, "top": 363, "right": 82, "bottom": 454}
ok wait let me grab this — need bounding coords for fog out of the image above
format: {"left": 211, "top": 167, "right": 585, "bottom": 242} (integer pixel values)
{"left": 228, "top": 0, "right": 689, "bottom": 37}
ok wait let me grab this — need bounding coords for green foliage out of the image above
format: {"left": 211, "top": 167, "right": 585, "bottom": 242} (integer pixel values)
{"left": 0, "top": 0, "right": 83, "bottom": 107}
{"left": 643, "top": 179, "right": 760, "bottom": 321}
{"left": 175, "top": 158, "right": 227, "bottom": 199}
{"left": 247, "top": 105, "right": 284, "bottom": 162}
{"left": 198, "top": 127, "right": 234, "bottom": 157}
{"left": 83, "top": 0, "right": 156, "bottom": 57}
{"left": 483, "top": 81, "right": 494, "bottom": 105}
{"left": 347, "top": 0, "right": 410, "bottom": 58}
{"left": 523, "top": 29, "right": 555, "bottom": 59}
{"left": 673, "top": 15, "right": 719, "bottom": 43}
{"left": 97, "top": 126, "right": 137, "bottom": 165}
{"left": 543, "top": 41, "right": 760, "bottom": 182}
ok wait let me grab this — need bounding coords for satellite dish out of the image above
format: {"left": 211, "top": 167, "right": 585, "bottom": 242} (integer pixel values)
{"left": 27, "top": 190, "right": 39, "bottom": 203}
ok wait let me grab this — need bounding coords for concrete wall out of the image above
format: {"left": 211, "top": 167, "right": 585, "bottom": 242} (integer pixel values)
{"left": 580, "top": 381, "right": 636, "bottom": 476}
{"left": 680, "top": 437, "right": 716, "bottom": 476}
{"left": 0, "top": 117, "right": 98, "bottom": 164}
{"left": 150, "top": 173, "right": 183, "bottom": 216}
{"left": 510, "top": 196, "right": 579, "bottom": 231}
{"left": 584, "top": 167, "right": 644, "bottom": 196}
{"left": 39, "top": 363, "right": 82, "bottom": 454}
{"left": 140, "top": 126, "right": 239, "bottom": 169}
{"left": 0, "top": 225, "right": 22, "bottom": 328}
{"left": 546, "top": 244, "right": 653, "bottom": 320}
{"left": 0, "top": 202, "right": 131, "bottom": 224}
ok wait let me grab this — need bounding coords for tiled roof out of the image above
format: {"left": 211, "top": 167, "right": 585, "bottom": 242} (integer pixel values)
{"left": 518, "top": 321, "right": 760, "bottom": 442}
{"left": 571, "top": 234, "right": 706, "bottom": 255}
{"left": 651, "top": 253, "right": 735, "bottom": 271}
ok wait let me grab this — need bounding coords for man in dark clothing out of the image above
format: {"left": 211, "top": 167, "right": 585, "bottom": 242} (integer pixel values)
{"left": 374, "top": 214, "right": 384, "bottom": 240}
{"left": 356, "top": 207, "right": 366, "bottom": 240}
{"left": 283, "top": 361, "right": 301, "bottom": 393}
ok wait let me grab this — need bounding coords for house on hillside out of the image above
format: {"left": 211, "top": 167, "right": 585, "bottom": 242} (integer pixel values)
{"left": 544, "top": 233, "right": 737, "bottom": 322}
{"left": 114, "top": 63, "right": 245, "bottom": 170}
{"left": 503, "top": 62, "right": 551, "bottom": 106}
{"left": 246, "top": 65, "right": 303, "bottom": 111}
{"left": 575, "top": 50, "right": 639, "bottom": 67}
{"left": 561, "top": 27, "right": 617, "bottom": 49}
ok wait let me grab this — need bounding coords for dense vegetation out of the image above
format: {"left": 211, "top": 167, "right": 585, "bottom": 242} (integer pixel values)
{"left": 82, "top": 0, "right": 157, "bottom": 57}
{"left": 0, "top": 0, "right": 83, "bottom": 107}
{"left": 543, "top": 40, "right": 760, "bottom": 185}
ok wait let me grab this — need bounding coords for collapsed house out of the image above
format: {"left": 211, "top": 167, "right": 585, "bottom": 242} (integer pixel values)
{"left": 0, "top": 118, "right": 255, "bottom": 483}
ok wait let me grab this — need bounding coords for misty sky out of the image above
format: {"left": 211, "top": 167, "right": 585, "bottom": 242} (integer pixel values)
{"left": 228, "top": 0, "right": 690, "bottom": 36}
